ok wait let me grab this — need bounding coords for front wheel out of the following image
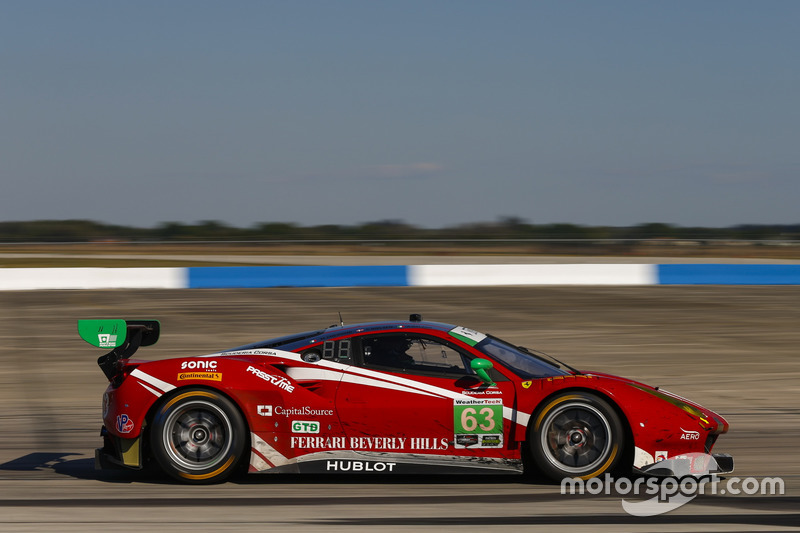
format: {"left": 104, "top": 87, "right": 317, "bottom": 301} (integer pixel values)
{"left": 530, "top": 392, "right": 625, "bottom": 481}
{"left": 149, "top": 388, "right": 246, "bottom": 484}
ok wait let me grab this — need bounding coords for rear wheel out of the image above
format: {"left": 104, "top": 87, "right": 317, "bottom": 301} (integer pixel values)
{"left": 150, "top": 389, "right": 246, "bottom": 484}
{"left": 530, "top": 392, "right": 624, "bottom": 481}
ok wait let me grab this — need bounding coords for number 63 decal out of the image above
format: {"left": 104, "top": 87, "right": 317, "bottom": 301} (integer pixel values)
{"left": 453, "top": 399, "right": 503, "bottom": 434}
{"left": 460, "top": 407, "right": 496, "bottom": 431}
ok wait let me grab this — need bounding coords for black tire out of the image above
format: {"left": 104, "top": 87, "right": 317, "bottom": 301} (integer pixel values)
{"left": 149, "top": 388, "right": 246, "bottom": 484}
{"left": 530, "top": 392, "right": 625, "bottom": 481}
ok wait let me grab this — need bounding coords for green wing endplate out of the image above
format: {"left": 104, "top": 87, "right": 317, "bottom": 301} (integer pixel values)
{"left": 78, "top": 319, "right": 160, "bottom": 349}
{"left": 79, "top": 319, "right": 161, "bottom": 381}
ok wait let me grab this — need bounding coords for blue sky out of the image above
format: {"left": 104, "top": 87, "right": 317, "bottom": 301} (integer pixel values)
{"left": 2, "top": 1, "right": 798, "bottom": 228}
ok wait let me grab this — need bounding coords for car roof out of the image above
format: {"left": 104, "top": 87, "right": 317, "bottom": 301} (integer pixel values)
{"left": 228, "top": 319, "right": 458, "bottom": 352}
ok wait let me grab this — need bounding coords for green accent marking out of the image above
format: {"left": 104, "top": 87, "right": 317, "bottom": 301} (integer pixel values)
{"left": 450, "top": 332, "right": 479, "bottom": 346}
{"left": 448, "top": 326, "right": 487, "bottom": 347}
{"left": 78, "top": 319, "right": 127, "bottom": 348}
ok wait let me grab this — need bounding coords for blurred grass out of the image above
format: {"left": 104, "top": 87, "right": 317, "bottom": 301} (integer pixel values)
{"left": 0, "top": 258, "right": 267, "bottom": 267}
{"left": 0, "top": 241, "right": 799, "bottom": 267}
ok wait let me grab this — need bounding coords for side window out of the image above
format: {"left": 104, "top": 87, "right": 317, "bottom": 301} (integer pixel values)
{"left": 361, "top": 334, "right": 472, "bottom": 376}
{"left": 301, "top": 339, "right": 351, "bottom": 363}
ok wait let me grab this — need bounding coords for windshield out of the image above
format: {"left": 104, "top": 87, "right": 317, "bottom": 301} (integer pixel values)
{"left": 475, "top": 335, "right": 570, "bottom": 378}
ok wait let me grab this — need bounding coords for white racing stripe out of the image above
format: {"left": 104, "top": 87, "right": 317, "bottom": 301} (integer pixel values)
{"left": 220, "top": 348, "right": 532, "bottom": 426}
{"left": 285, "top": 367, "right": 345, "bottom": 382}
{"left": 130, "top": 368, "right": 176, "bottom": 394}
{"left": 341, "top": 373, "right": 439, "bottom": 397}
{"left": 137, "top": 381, "right": 163, "bottom": 397}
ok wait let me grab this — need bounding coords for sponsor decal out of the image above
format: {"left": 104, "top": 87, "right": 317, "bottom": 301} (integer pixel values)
{"left": 668, "top": 453, "right": 713, "bottom": 474}
{"left": 266, "top": 406, "right": 335, "bottom": 417}
{"left": 448, "top": 326, "right": 487, "bottom": 346}
{"left": 257, "top": 405, "right": 273, "bottom": 416}
{"left": 326, "top": 460, "right": 396, "bottom": 472}
{"left": 292, "top": 436, "right": 347, "bottom": 449}
{"left": 454, "top": 398, "right": 503, "bottom": 406}
{"left": 290, "top": 436, "right": 449, "bottom": 451}
{"left": 116, "top": 414, "right": 134, "bottom": 433}
{"left": 454, "top": 398, "right": 504, "bottom": 449}
{"left": 102, "top": 393, "right": 110, "bottom": 418}
{"left": 680, "top": 428, "right": 701, "bottom": 441}
{"left": 78, "top": 319, "right": 126, "bottom": 349}
{"left": 180, "top": 360, "right": 218, "bottom": 370}
{"left": 655, "top": 450, "right": 669, "bottom": 462}
{"left": 455, "top": 434, "right": 479, "bottom": 447}
{"left": 247, "top": 365, "right": 295, "bottom": 392}
{"left": 462, "top": 389, "right": 502, "bottom": 396}
{"left": 455, "top": 433, "right": 503, "bottom": 448}
{"left": 98, "top": 333, "right": 118, "bottom": 348}
{"left": 479, "top": 434, "right": 502, "bottom": 447}
{"left": 521, "top": 381, "right": 532, "bottom": 389}
{"left": 178, "top": 372, "right": 222, "bottom": 381}
{"left": 291, "top": 421, "right": 320, "bottom": 434}
{"left": 408, "top": 437, "right": 449, "bottom": 450}
{"left": 224, "top": 349, "right": 282, "bottom": 356}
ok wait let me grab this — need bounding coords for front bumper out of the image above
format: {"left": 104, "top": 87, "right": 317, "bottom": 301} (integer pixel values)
{"left": 637, "top": 453, "right": 734, "bottom": 477}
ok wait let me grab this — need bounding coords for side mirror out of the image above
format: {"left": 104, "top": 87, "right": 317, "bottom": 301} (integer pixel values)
{"left": 470, "top": 358, "right": 496, "bottom": 387}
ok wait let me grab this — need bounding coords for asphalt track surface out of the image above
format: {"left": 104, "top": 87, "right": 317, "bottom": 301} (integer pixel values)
{"left": 0, "top": 286, "right": 798, "bottom": 531}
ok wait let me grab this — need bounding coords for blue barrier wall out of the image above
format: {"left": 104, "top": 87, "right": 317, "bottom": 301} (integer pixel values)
{"left": 3, "top": 264, "right": 800, "bottom": 290}
{"left": 658, "top": 264, "right": 800, "bottom": 285}
{"left": 187, "top": 265, "right": 410, "bottom": 288}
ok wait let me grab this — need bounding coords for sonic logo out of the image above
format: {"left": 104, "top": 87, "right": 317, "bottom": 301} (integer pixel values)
{"left": 181, "top": 360, "right": 218, "bottom": 370}
{"left": 116, "top": 414, "right": 134, "bottom": 434}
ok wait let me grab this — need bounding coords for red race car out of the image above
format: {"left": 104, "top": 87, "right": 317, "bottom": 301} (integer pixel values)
{"left": 79, "top": 315, "right": 733, "bottom": 483}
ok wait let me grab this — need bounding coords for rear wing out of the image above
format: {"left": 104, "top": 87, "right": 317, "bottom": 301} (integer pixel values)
{"left": 78, "top": 319, "right": 160, "bottom": 381}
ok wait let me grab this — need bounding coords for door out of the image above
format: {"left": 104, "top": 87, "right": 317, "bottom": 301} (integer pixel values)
{"left": 333, "top": 332, "right": 518, "bottom": 472}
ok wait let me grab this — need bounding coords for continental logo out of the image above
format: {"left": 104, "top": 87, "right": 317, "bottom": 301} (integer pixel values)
{"left": 177, "top": 372, "right": 223, "bottom": 381}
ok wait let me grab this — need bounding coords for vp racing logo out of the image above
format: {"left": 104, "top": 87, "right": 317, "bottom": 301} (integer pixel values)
{"left": 116, "top": 414, "right": 134, "bottom": 433}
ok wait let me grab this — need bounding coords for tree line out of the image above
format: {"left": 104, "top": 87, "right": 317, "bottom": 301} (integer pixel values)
{"left": 0, "top": 219, "right": 798, "bottom": 243}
